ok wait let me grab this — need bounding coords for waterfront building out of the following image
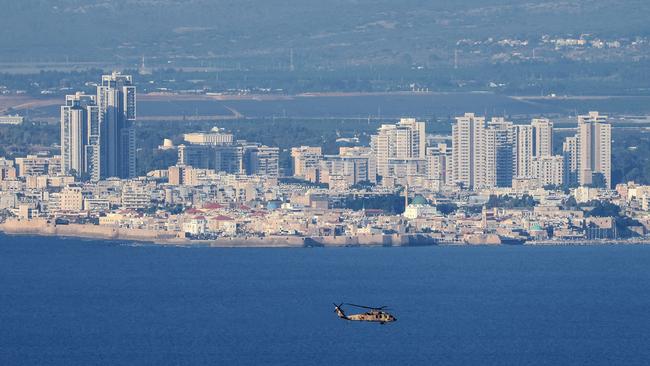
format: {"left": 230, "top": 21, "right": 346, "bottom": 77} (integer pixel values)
{"left": 120, "top": 183, "right": 151, "bottom": 209}
{"left": 59, "top": 186, "right": 84, "bottom": 212}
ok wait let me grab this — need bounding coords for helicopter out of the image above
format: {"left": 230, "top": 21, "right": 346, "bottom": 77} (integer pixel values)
{"left": 333, "top": 303, "right": 397, "bottom": 324}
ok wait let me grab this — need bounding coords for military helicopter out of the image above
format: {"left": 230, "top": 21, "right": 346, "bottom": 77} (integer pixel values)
{"left": 333, "top": 303, "right": 397, "bottom": 324}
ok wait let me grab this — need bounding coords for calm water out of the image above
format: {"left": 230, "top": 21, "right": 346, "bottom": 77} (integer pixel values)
{"left": 1, "top": 235, "right": 650, "bottom": 365}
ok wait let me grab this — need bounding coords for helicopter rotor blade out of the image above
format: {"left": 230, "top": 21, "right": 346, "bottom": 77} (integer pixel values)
{"left": 344, "top": 303, "right": 389, "bottom": 310}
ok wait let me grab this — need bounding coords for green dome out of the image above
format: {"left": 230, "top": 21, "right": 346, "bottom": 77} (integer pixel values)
{"left": 411, "top": 195, "right": 428, "bottom": 205}
{"left": 531, "top": 224, "right": 543, "bottom": 231}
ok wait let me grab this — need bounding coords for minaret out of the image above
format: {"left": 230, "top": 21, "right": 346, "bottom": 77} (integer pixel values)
{"left": 404, "top": 184, "right": 409, "bottom": 208}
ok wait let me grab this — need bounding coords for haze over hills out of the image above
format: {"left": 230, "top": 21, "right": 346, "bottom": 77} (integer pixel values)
{"left": 3, "top": 0, "right": 650, "bottom": 67}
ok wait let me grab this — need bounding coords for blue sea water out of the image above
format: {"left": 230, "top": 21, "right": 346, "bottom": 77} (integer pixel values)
{"left": 1, "top": 235, "right": 650, "bottom": 366}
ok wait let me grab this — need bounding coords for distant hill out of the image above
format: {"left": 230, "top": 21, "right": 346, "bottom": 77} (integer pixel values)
{"left": 3, "top": 0, "right": 649, "bottom": 67}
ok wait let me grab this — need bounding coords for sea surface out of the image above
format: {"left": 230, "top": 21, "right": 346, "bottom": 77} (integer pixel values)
{"left": 1, "top": 235, "right": 650, "bottom": 366}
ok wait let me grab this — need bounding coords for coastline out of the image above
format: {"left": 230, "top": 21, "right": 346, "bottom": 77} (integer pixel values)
{"left": 1, "top": 218, "right": 648, "bottom": 248}
{"left": 0, "top": 218, "right": 438, "bottom": 248}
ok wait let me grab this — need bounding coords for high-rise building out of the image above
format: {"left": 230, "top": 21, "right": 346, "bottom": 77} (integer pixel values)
{"left": 531, "top": 118, "right": 554, "bottom": 158}
{"left": 484, "top": 118, "right": 515, "bottom": 188}
{"left": 562, "top": 136, "right": 579, "bottom": 187}
{"left": 371, "top": 118, "right": 426, "bottom": 181}
{"left": 60, "top": 93, "right": 100, "bottom": 180}
{"left": 452, "top": 113, "right": 486, "bottom": 189}
{"left": 513, "top": 125, "right": 534, "bottom": 179}
{"left": 97, "top": 72, "right": 136, "bottom": 179}
{"left": 576, "top": 111, "right": 611, "bottom": 188}
{"left": 60, "top": 73, "right": 137, "bottom": 181}
{"left": 450, "top": 114, "right": 565, "bottom": 190}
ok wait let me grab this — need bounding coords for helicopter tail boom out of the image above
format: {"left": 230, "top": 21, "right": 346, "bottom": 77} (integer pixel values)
{"left": 333, "top": 303, "right": 347, "bottom": 320}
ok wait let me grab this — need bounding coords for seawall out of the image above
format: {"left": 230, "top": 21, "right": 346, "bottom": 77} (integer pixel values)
{"left": 0, "top": 219, "right": 439, "bottom": 248}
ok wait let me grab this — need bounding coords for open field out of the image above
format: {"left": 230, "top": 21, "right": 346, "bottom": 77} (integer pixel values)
{"left": 5, "top": 93, "right": 650, "bottom": 123}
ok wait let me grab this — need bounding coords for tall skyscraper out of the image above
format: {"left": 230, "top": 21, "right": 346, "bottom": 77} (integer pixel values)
{"left": 97, "top": 72, "right": 137, "bottom": 179}
{"left": 60, "top": 92, "right": 100, "bottom": 180}
{"left": 513, "top": 125, "right": 534, "bottom": 179}
{"left": 60, "top": 73, "right": 137, "bottom": 181}
{"left": 576, "top": 111, "right": 611, "bottom": 188}
{"left": 484, "top": 118, "right": 515, "bottom": 188}
{"left": 452, "top": 113, "right": 486, "bottom": 189}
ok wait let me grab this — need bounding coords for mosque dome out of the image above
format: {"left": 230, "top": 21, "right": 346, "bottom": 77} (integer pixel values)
{"left": 410, "top": 195, "right": 428, "bottom": 206}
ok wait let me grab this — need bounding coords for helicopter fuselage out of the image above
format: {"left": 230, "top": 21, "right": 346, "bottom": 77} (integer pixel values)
{"left": 335, "top": 304, "right": 397, "bottom": 324}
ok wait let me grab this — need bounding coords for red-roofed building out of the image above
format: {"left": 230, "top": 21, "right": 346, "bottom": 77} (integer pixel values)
{"left": 185, "top": 208, "right": 204, "bottom": 215}
{"left": 208, "top": 215, "right": 237, "bottom": 235}
{"left": 203, "top": 203, "right": 225, "bottom": 210}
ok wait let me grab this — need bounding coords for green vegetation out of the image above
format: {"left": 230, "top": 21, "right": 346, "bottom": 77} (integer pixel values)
{"left": 486, "top": 194, "right": 537, "bottom": 209}
{"left": 0, "top": 123, "right": 59, "bottom": 157}
{"left": 436, "top": 203, "right": 458, "bottom": 215}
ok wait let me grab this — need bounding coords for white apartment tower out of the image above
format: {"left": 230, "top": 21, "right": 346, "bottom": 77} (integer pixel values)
{"left": 531, "top": 118, "right": 554, "bottom": 158}
{"left": 452, "top": 113, "right": 486, "bottom": 190}
{"left": 371, "top": 118, "right": 426, "bottom": 181}
{"left": 514, "top": 125, "right": 534, "bottom": 178}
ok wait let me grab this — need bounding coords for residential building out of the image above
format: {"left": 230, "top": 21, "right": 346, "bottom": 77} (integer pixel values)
{"left": 576, "top": 111, "right": 611, "bottom": 188}
{"left": 97, "top": 72, "right": 137, "bottom": 179}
